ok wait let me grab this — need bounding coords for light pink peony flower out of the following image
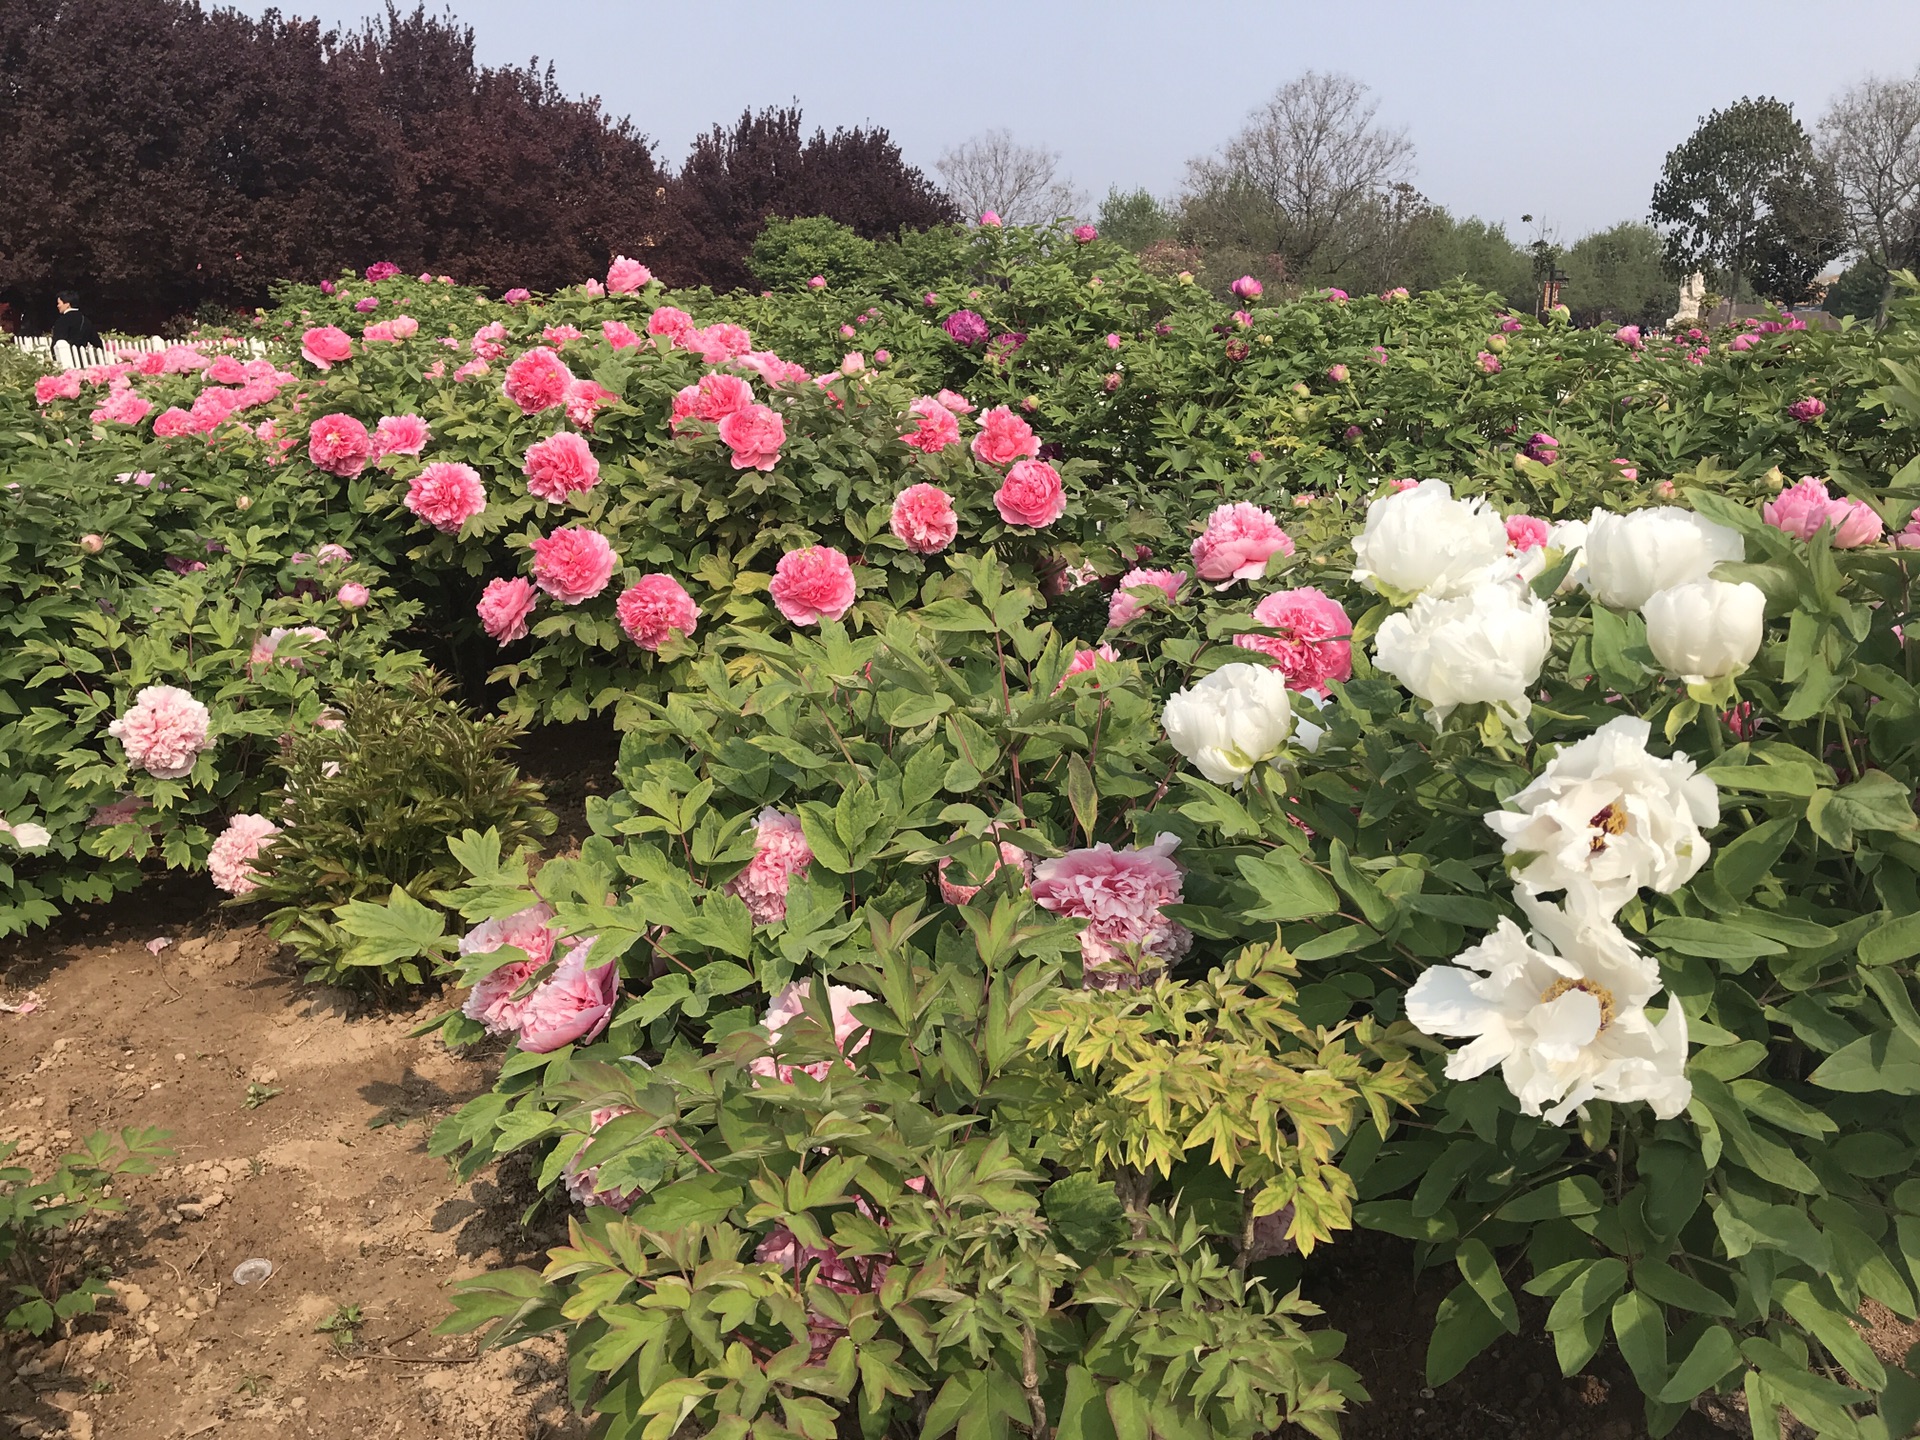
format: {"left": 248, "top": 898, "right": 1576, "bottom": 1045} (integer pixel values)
{"left": 1233, "top": 587, "right": 1353, "bottom": 695}
{"left": 690, "top": 323, "right": 753, "bottom": 364}
{"left": 1505, "top": 514, "right": 1552, "bottom": 551}
{"left": 250, "top": 625, "right": 327, "bottom": 671}
{"left": 718, "top": 403, "right": 786, "bottom": 471}
{"left": 1055, "top": 644, "right": 1121, "bottom": 693}
{"left": 993, "top": 460, "right": 1067, "bottom": 528}
{"left": 300, "top": 326, "right": 353, "bottom": 369}
{"left": 616, "top": 574, "right": 700, "bottom": 651}
{"left": 307, "top": 413, "right": 374, "bottom": 477}
{"left": 737, "top": 350, "right": 811, "bottom": 387}
{"left": 970, "top": 405, "right": 1040, "bottom": 466}
{"left": 1108, "top": 567, "right": 1187, "bottom": 628}
{"left": 1031, "top": 833, "right": 1192, "bottom": 985}
{"left": 1895, "top": 514, "right": 1920, "bottom": 550}
{"left": 373, "top": 413, "right": 430, "bottom": 457}
{"left": 602, "top": 319, "right": 641, "bottom": 349}
{"left": 902, "top": 397, "right": 960, "bottom": 453}
{"left": 542, "top": 323, "right": 584, "bottom": 346}
{"left": 501, "top": 347, "right": 575, "bottom": 415}
{"left": 516, "top": 938, "right": 618, "bottom": 1053}
{"left": 1327, "top": 363, "right": 1350, "bottom": 384}
{"left": 936, "top": 389, "right": 974, "bottom": 415}
{"left": 470, "top": 321, "right": 507, "bottom": 361}
{"left": 529, "top": 527, "right": 618, "bottom": 604}
{"left": 1616, "top": 325, "right": 1643, "bottom": 349}
{"left": 152, "top": 407, "right": 195, "bottom": 438}
{"left": 109, "top": 685, "right": 214, "bottom": 779}
{"left": 749, "top": 980, "right": 873, "bottom": 1081}
{"left": 770, "top": 546, "right": 857, "bottom": 625}
{"left": 478, "top": 576, "right": 538, "bottom": 642}
{"left": 523, "top": 432, "right": 601, "bottom": 503}
{"left": 389, "top": 314, "right": 418, "bottom": 339}
{"left": 607, "top": 255, "right": 653, "bottom": 294}
{"left": 405, "top": 462, "right": 487, "bottom": 532}
{"left": 208, "top": 813, "right": 280, "bottom": 895}
{"left": 1612, "top": 459, "right": 1639, "bottom": 482}
{"left": 562, "top": 1104, "right": 640, "bottom": 1209}
{"left": 937, "top": 826, "right": 1036, "bottom": 905}
{"left": 337, "top": 582, "right": 370, "bottom": 609}
{"left": 1764, "top": 476, "right": 1884, "bottom": 547}
{"left": 890, "top": 483, "right": 959, "bottom": 554}
{"left": 1190, "top": 502, "right": 1294, "bottom": 582}
{"left": 460, "top": 904, "right": 561, "bottom": 1033}
{"left": 89, "top": 794, "right": 144, "bottom": 828}
{"left": 92, "top": 389, "right": 153, "bottom": 425}
{"left": 503, "top": 287, "right": 531, "bottom": 305}
{"left": 453, "top": 357, "right": 491, "bottom": 382}
{"left": 729, "top": 809, "right": 814, "bottom": 924}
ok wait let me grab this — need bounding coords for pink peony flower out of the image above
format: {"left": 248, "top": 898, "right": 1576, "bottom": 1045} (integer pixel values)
{"left": 1615, "top": 325, "right": 1643, "bottom": 349}
{"left": 152, "top": 406, "right": 196, "bottom": 438}
{"left": 542, "top": 324, "right": 584, "bottom": 347}
{"left": 995, "top": 459, "right": 1066, "bottom": 528}
{"left": 208, "top": 813, "right": 280, "bottom": 895}
{"left": 616, "top": 574, "right": 700, "bottom": 651}
{"left": 1109, "top": 568, "right": 1187, "bottom": 629}
{"left": 1073, "top": 224, "right": 1098, "bottom": 243}
{"left": 675, "top": 372, "right": 755, "bottom": 429}
{"left": 478, "top": 576, "right": 538, "bottom": 643}
{"left": 718, "top": 403, "right": 786, "bottom": 471}
{"left": 1327, "top": 363, "right": 1350, "bottom": 384}
{"left": 300, "top": 326, "right": 352, "bottom": 369}
{"left": 729, "top": 810, "right": 815, "bottom": 924}
{"left": 770, "top": 546, "right": 858, "bottom": 625}
{"left": 1031, "top": 833, "right": 1192, "bottom": 985}
{"left": 1505, "top": 514, "right": 1552, "bottom": 552}
{"left": 35, "top": 372, "right": 81, "bottom": 404}
{"left": 563, "top": 379, "right": 617, "bottom": 428}
{"left": 607, "top": 255, "right": 653, "bottom": 294}
{"left": 461, "top": 904, "right": 562, "bottom": 1033}
{"left": 937, "top": 826, "right": 1036, "bottom": 905}
{"left": 970, "top": 406, "right": 1041, "bottom": 467}
{"left": 1233, "top": 587, "right": 1353, "bottom": 695}
{"left": 690, "top": 323, "right": 754, "bottom": 364}
{"left": 373, "top": 413, "right": 430, "bottom": 457}
{"left": 405, "top": 462, "right": 487, "bottom": 532}
{"left": 1382, "top": 286, "right": 1410, "bottom": 301}
{"left": 936, "top": 389, "right": 974, "bottom": 415}
{"left": 516, "top": 938, "right": 618, "bottom": 1052}
{"left": 1476, "top": 350, "right": 1501, "bottom": 374}
{"left": 1611, "top": 459, "right": 1639, "bottom": 482}
{"left": 1190, "top": 502, "right": 1294, "bottom": 582}
{"left": 1230, "top": 276, "right": 1263, "bottom": 301}
{"left": 249, "top": 625, "right": 327, "bottom": 671}
{"left": 502, "top": 347, "right": 575, "bottom": 415}
{"left": 750, "top": 980, "right": 874, "bottom": 1088}
{"left": 453, "top": 357, "right": 491, "bottom": 382}
{"left": 307, "top": 413, "right": 374, "bottom": 477}
{"left": 979, "top": 210, "right": 1002, "bottom": 226}
{"left": 890, "top": 483, "right": 959, "bottom": 554}
{"left": 738, "top": 350, "right": 811, "bottom": 387}
{"left": 807, "top": 275, "right": 828, "bottom": 289}
{"left": 88, "top": 794, "right": 144, "bottom": 829}
{"left": 562, "top": 1104, "right": 640, "bottom": 1209}
{"left": 1788, "top": 397, "right": 1826, "bottom": 423}
{"left": 1323, "top": 288, "right": 1349, "bottom": 301}
{"left": 603, "top": 319, "right": 641, "bottom": 349}
{"left": 647, "top": 305, "right": 696, "bottom": 343}
{"left": 470, "top": 321, "right": 507, "bottom": 361}
{"left": 356, "top": 297, "right": 379, "bottom": 314}
{"left": 92, "top": 389, "right": 153, "bottom": 425}
{"left": 523, "top": 431, "right": 601, "bottom": 503}
{"left": 1764, "top": 476, "right": 1884, "bottom": 546}
{"left": 902, "top": 397, "right": 960, "bottom": 453}
{"left": 1055, "top": 644, "right": 1121, "bottom": 693}
{"left": 1895, "top": 514, "right": 1920, "bottom": 550}
{"left": 365, "top": 260, "right": 399, "bottom": 283}
{"left": 337, "top": 582, "right": 371, "bottom": 609}
{"left": 529, "top": 527, "right": 619, "bottom": 605}
{"left": 109, "top": 684, "right": 214, "bottom": 779}
{"left": 389, "top": 314, "right": 418, "bottom": 339}
{"left": 503, "top": 287, "right": 531, "bottom": 305}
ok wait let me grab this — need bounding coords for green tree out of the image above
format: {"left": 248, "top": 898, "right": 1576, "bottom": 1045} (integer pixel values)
{"left": 1562, "top": 221, "right": 1672, "bottom": 327}
{"left": 1096, "top": 187, "right": 1175, "bottom": 251}
{"left": 1650, "top": 96, "right": 1844, "bottom": 302}
{"left": 1398, "top": 210, "right": 1533, "bottom": 307}
{"left": 748, "top": 215, "right": 880, "bottom": 291}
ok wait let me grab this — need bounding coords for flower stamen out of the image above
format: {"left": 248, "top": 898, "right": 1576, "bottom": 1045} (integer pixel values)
{"left": 1540, "top": 976, "right": 1616, "bottom": 1030}
{"left": 1587, "top": 802, "right": 1628, "bottom": 852}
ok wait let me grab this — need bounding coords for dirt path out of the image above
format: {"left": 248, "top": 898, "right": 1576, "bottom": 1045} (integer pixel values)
{"left": 0, "top": 886, "right": 588, "bottom": 1440}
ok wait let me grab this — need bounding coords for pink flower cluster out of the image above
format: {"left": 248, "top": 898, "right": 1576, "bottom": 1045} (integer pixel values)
{"left": 109, "top": 684, "right": 214, "bottom": 779}
{"left": 936, "top": 826, "right": 1036, "bottom": 905}
{"left": 405, "top": 462, "right": 487, "bottom": 532}
{"left": 561, "top": 1104, "right": 640, "bottom": 1210}
{"left": 728, "top": 809, "right": 814, "bottom": 924}
{"left": 1031, "top": 833, "right": 1192, "bottom": 985}
{"left": 530, "top": 527, "right": 619, "bottom": 604}
{"left": 1190, "top": 503, "right": 1293, "bottom": 582}
{"left": 1763, "top": 477, "right": 1884, "bottom": 547}
{"left": 208, "top": 813, "right": 280, "bottom": 895}
{"left": 616, "top": 574, "right": 700, "bottom": 651}
{"left": 1233, "top": 587, "right": 1353, "bottom": 695}
{"left": 770, "top": 546, "right": 857, "bottom": 625}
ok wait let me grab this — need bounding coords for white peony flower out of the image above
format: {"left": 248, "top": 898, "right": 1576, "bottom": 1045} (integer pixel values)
{"left": 1162, "top": 662, "right": 1294, "bottom": 787}
{"left": 1372, "top": 580, "right": 1552, "bottom": 727}
{"left": 1547, "top": 513, "right": 1595, "bottom": 594}
{"left": 1405, "top": 886, "right": 1690, "bottom": 1124}
{"left": 1486, "top": 716, "right": 1718, "bottom": 912}
{"left": 1582, "top": 507, "right": 1744, "bottom": 610}
{"left": 1351, "top": 479, "right": 1510, "bottom": 599}
{"left": 0, "top": 820, "right": 51, "bottom": 849}
{"left": 1642, "top": 578, "right": 1766, "bottom": 684}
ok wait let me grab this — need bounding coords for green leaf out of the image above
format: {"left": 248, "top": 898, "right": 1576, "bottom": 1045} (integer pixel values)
{"left": 1065, "top": 755, "right": 1098, "bottom": 845}
{"left": 1709, "top": 816, "right": 1797, "bottom": 900}
{"left": 1235, "top": 850, "right": 1339, "bottom": 923}
{"left": 1426, "top": 1281, "right": 1507, "bottom": 1385}
{"left": 1611, "top": 1291, "right": 1668, "bottom": 1396}
{"left": 1774, "top": 1280, "right": 1885, "bottom": 1390}
{"left": 1655, "top": 1324, "right": 1741, "bottom": 1404}
{"left": 1044, "top": 1174, "right": 1130, "bottom": 1254}
{"left": 1056, "top": 1368, "right": 1119, "bottom": 1440}
{"left": 1859, "top": 911, "right": 1920, "bottom": 968}
{"left": 1633, "top": 1260, "right": 1733, "bottom": 1318}
{"left": 1454, "top": 1239, "right": 1519, "bottom": 1334}
{"left": 332, "top": 887, "right": 455, "bottom": 969}
{"left": 1810, "top": 1030, "right": 1920, "bottom": 1095}
{"left": 1646, "top": 917, "right": 1784, "bottom": 962}
{"left": 1496, "top": 1176, "right": 1604, "bottom": 1223}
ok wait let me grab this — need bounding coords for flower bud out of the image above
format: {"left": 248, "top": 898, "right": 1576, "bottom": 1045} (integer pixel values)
{"left": 80, "top": 533, "right": 104, "bottom": 554}
{"left": 235, "top": 495, "right": 253, "bottom": 511}
{"left": 1162, "top": 663, "right": 1294, "bottom": 788}
{"left": 1643, "top": 579, "right": 1765, "bottom": 683}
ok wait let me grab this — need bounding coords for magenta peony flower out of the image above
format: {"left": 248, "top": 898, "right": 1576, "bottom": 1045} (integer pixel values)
{"left": 602, "top": 319, "right": 641, "bottom": 349}
{"left": 92, "top": 389, "right": 153, "bottom": 426}
{"left": 1524, "top": 432, "right": 1559, "bottom": 464}
{"left": 405, "top": 462, "right": 487, "bottom": 532}
{"left": 320, "top": 280, "right": 336, "bottom": 295}
{"left": 1230, "top": 275, "right": 1263, "bottom": 302}
{"left": 937, "top": 826, "right": 1036, "bottom": 905}
{"left": 373, "top": 413, "right": 430, "bottom": 457}
{"left": 529, "top": 527, "right": 618, "bottom": 605}
{"left": 769, "top": 546, "right": 858, "bottom": 625}
{"left": 970, "top": 405, "right": 1040, "bottom": 467}
{"left": 749, "top": 980, "right": 872, "bottom": 1081}
{"left": 890, "top": 483, "right": 959, "bottom": 554}
{"left": 460, "top": 904, "right": 561, "bottom": 1033}
{"left": 1323, "top": 288, "right": 1349, "bottom": 301}
{"left": 515, "top": 938, "right": 618, "bottom": 1052}
{"left": 109, "top": 684, "right": 213, "bottom": 779}
{"left": 606, "top": 255, "right": 653, "bottom": 294}
{"left": 364, "top": 260, "right": 399, "bottom": 283}
{"left": 1764, "top": 477, "right": 1884, "bottom": 547}
{"left": 942, "top": 310, "right": 990, "bottom": 346}
{"left": 979, "top": 210, "right": 1002, "bottom": 227}
{"left": 1031, "top": 833, "right": 1192, "bottom": 985}
{"left": 1505, "top": 514, "right": 1552, "bottom": 552}
{"left": 301, "top": 326, "right": 353, "bottom": 369}
{"left": 502, "top": 347, "right": 575, "bottom": 415}
{"left": 1072, "top": 224, "right": 1098, "bottom": 243}
{"left": 1108, "top": 567, "right": 1187, "bottom": 628}
{"left": 523, "top": 432, "right": 601, "bottom": 503}
{"left": 208, "top": 813, "right": 280, "bottom": 895}
{"left": 1233, "top": 587, "right": 1353, "bottom": 695}
{"left": 478, "top": 576, "right": 538, "bottom": 643}
{"left": 1190, "top": 502, "right": 1294, "bottom": 582}
{"left": 307, "top": 413, "right": 374, "bottom": 477}
{"left": 728, "top": 810, "right": 814, "bottom": 924}
{"left": 616, "top": 574, "right": 700, "bottom": 651}
{"left": 807, "top": 274, "right": 828, "bottom": 289}
{"left": 1788, "top": 396, "right": 1826, "bottom": 424}
{"left": 337, "top": 582, "right": 371, "bottom": 609}
{"left": 995, "top": 460, "right": 1066, "bottom": 528}
{"left": 718, "top": 403, "right": 786, "bottom": 471}
{"left": 901, "top": 396, "right": 961, "bottom": 454}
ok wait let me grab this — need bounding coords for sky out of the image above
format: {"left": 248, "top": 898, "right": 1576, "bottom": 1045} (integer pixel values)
{"left": 225, "top": 0, "right": 1920, "bottom": 242}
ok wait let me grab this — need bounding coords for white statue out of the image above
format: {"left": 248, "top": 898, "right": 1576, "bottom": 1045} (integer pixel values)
{"left": 1669, "top": 271, "right": 1706, "bottom": 327}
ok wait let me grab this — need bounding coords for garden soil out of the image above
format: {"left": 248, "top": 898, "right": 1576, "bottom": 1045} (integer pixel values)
{"left": 0, "top": 866, "right": 1906, "bottom": 1440}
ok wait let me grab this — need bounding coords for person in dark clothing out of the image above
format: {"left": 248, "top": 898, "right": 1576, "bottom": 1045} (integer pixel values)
{"left": 50, "top": 292, "right": 102, "bottom": 350}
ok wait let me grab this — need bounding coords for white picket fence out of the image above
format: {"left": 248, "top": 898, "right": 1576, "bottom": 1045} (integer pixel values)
{"left": 10, "top": 333, "right": 268, "bottom": 371}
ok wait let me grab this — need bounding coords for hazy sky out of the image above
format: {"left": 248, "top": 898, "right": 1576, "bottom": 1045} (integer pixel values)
{"left": 227, "top": 0, "right": 1920, "bottom": 242}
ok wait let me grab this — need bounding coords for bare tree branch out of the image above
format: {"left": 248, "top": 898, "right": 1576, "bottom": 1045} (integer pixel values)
{"left": 1818, "top": 67, "right": 1920, "bottom": 305}
{"left": 936, "top": 129, "right": 1085, "bottom": 226}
